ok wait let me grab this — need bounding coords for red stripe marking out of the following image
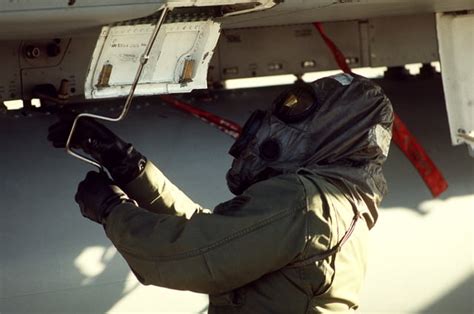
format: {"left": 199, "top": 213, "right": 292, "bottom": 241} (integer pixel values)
{"left": 159, "top": 95, "right": 242, "bottom": 139}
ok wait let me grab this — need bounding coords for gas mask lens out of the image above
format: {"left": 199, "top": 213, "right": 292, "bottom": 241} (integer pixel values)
{"left": 229, "top": 110, "right": 266, "bottom": 158}
{"left": 273, "top": 83, "right": 318, "bottom": 123}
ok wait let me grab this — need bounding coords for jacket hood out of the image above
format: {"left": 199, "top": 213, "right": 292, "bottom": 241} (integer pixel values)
{"left": 226, "top": 74, "right": 394, "bottom": 227}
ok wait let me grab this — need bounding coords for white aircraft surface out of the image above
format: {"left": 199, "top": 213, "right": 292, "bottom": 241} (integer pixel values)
{"left": 1, "top": 1, "right": 473, "bottom": 313}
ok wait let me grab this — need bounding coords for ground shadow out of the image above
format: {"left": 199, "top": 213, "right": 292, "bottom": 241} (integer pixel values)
{"left": 421, "top": 274, "right": 474, "bottom": 314}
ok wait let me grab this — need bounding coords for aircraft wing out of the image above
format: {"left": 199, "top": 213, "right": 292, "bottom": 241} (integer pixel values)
{"left": 222, "top": 0, "right": 474, "bottom": 28}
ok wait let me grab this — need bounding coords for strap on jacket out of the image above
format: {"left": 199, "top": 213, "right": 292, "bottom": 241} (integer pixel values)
{"left": 287, "top": 169, "right": 363, "bottom": 268}
{"left": 286, "top": 210, "right": 362, "bottom": 268}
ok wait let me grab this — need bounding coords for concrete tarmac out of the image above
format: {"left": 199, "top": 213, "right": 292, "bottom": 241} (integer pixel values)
{"left": 0, "top": 75, "right": 472, "bottom": 313}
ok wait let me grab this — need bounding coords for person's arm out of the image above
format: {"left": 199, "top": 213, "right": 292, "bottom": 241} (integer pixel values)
{"left": 121, "top": 160, "right": 204, "bottom": 218}
{"left": 47, "top": 118, "right": 200, "bottom": 217}
{"left": 104, "top": 173, "right": 308, "bottom": 295}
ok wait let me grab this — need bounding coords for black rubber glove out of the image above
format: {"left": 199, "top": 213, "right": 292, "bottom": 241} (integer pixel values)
{"left": 48, "top": 116, "right": 146, "bottom": 185}
{"left": 75, "top": 171, "right": 136, "bottom": 224}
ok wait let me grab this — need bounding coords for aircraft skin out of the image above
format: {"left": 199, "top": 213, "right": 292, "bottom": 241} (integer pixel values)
{"left": 0, "top": 0, "right": 274, "bottom": 39}
{"left": 223, "top": 0, "right": 474, "bottom": 27}
{"left": 1, "top": 0, "right": 474, "bottom": 39}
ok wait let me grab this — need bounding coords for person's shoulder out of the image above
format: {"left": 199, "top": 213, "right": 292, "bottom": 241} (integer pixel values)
{"left": 247, "top": 172, "right": 305, "bottom": 195}
{"left": 214, "top": 174, "right": 306, "bottom": 216}
{"left": 239, "top": 173, "right": 307, "bottom": 210}
{"left": 293, "top": 169, "right": 345, "bottom": 204}
{"left": 296, "top": 170, "right": 354, "bottom": 212}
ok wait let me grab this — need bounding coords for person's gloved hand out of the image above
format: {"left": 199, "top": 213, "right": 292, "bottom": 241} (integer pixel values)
{"left": 75, "top": 171, "right": 136, "bottom": 224}
{"left": 48, "top": 116, "right": 146, "bottom": 185}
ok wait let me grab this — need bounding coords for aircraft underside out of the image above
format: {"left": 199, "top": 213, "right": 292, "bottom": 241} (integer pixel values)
{"left": 0, "top": 0, "right": 473, "bottom": 154}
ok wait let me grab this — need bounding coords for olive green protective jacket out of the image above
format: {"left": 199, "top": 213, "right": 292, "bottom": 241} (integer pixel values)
{"left": 104, "top": 161, "right": 369, "bottom": 313}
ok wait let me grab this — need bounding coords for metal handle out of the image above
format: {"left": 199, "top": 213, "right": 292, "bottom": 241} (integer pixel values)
{"left": 65, "top": 6, "right": 169, "bottom": 169}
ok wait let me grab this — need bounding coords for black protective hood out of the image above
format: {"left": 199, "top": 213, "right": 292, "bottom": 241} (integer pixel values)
{"left": 227, "top": 74, "right": 394, "bottom": 227}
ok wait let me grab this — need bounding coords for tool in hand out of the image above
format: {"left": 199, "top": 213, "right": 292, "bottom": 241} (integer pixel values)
{"left": 65, "top": 6, "right": 169, "bottom": 170}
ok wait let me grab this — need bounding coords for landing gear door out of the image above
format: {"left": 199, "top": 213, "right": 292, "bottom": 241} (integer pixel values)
{"left": 437, "top": 12, "right": 474, "bottom": 156}
{"left": 85, "top": 19, "right": 221, "bottom": 99}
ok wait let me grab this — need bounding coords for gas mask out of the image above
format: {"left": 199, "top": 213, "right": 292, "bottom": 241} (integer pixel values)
{"left": 227, "top": 73, "right": 394, "bottom": 231}
{"left": 226, "top": 82, "right": 319, "bottom": 195}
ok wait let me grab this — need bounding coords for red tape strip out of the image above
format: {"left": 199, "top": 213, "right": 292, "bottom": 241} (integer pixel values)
{"left": 392, "top": 115, "right": 448, "bottom": 197}
{"left": 313, "top": 22, "right": 447, "bottom": 197}
{"left": 159, "top": 95, "right": 242, "bottom": 139}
